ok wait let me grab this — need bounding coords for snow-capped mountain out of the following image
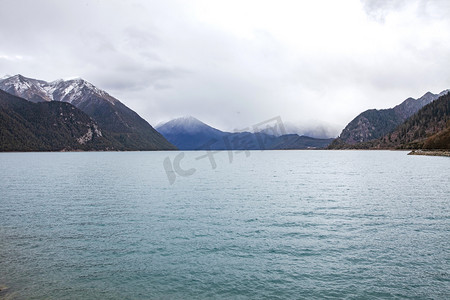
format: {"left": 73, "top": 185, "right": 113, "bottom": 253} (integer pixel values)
{"left": 0, "top": 89, "right": 115, "bottom": 151}
{"left": 0, "top": 74, "right": 176, "bottom": 150}
{"left": 0, "top": 74, "right": 117, "bottom": 105}
{"left": 158, "top": 116, "right": 225, "bottom": 135}
{"left": 0, "top": 75, "right": 53, "bottom": 103}
{"left": 156, "top": 116, "right": 227, "bottom": 150}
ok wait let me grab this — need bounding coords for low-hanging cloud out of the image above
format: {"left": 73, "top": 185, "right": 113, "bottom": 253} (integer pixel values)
{"left": 1, "top": 0, "right": 450, "bottom": 137}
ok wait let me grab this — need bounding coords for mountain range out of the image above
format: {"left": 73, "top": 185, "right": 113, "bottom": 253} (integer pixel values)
{"left": 1, "top": 74, "right": 448, "bottom": 152}
{"left": 156, "top": 116, "right": 334, "bottom": 150}
{"left": 329, "top": 90, "right": 450, "bottom": 150}
{"left": 0, "top": 75, "right": 176, "bottom": 151}
{"left": 384, "top": 92, "right": 450, "bottom": 150}
{"left": 329, "top": 90, "right": 449, "bottom": 147}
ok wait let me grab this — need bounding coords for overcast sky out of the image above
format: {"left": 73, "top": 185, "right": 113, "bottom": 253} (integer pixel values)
{"left": 1, "top": 0, "right": 449, "bottom": 137}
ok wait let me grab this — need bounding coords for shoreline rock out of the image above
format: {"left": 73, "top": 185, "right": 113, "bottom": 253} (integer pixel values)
{"left": 408, "top": 150, "right": 450, "bottom": 157}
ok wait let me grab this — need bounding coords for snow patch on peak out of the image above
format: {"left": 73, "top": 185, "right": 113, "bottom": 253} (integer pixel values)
{"left": 5, "top": 74, "right": 32, "bottom": 92}
{"left": 63, "top": 78, "right": 109, "bottom": 99}
{"left": 157, "top": 116, "right": 222, "bottom": 135}
{"left": 1, "top": 74, "right": 12, "bottom": 80}
{"left": 8, "top": 74, "right": 22, "bottom": 80}
{"left": 418, "top": 91, "right": 437, "bottom": 101}
{"left": 50, "top": 79, "right": 64, "bottom": 85}
{"left": 0, "top": 74, "right": 117, "bottom": 106}
{"left": 169, "top": 116, "right": 205, "bottom": 128}
{"left": 178, "top": 115, "right": 202, "bottom": 122}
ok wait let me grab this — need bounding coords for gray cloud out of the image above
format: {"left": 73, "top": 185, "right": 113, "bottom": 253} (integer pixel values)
{"left": 1, "top": 0, "right": 450, "bottom": 137}
{"left": 361, "top": 0, "right": 410, "bottom": 22}
{"left": 361, "top": 0, "right": 450, "bottom": 22}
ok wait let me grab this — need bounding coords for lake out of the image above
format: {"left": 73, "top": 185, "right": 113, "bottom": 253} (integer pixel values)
{"left": 0, "top": 150, "right": 449, "bottom": 299}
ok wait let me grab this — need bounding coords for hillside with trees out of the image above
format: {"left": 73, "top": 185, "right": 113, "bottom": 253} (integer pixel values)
{"left": 331, "top": 92, "right": 450, "bottom": 150}
{"left": 0, "top": 90, "right": 120, "bottom": 151}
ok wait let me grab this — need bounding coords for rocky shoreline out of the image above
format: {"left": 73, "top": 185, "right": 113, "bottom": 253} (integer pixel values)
{"left": 408, "top": 150, "right": 450, "bottom": 157}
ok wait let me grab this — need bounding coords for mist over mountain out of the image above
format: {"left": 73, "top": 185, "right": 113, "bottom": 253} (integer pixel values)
{"left": 269, "top": 134, "right": 334, "bottom": 150}
{"left": 279, "top": 121, "right": 340, "bottom": 139}
{"left": 0, "top": 75, "right": 176, "bottom": 150}
{"left": 156, "top": 116, "right": 333, "bottom": 150}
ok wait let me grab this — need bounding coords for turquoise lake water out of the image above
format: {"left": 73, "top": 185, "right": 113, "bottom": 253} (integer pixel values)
{"left": 0, "top": 150, "right": 449, "bottom": 299}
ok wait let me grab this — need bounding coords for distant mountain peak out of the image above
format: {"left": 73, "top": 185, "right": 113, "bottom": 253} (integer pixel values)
{"left": 5, "top": 74, "right": 26, "bottom": 83}
{"left": 169, "top": 115, "right": 203, "bottom": 123}
{"left": 157, "top": 116, "right": 221, "bottom": 135}
{"left": 8, "top": 74, "right": 23, "bottom": 80}
{"left": 0, "top": 74, "right": 114, "bottom": 105}
{"left": 49, "top": 78, "right": 64, "bottom": 84}
{"left": 438, "top": 89, "right": 450, "bottom": 97}
{"left": 156, "top": 116, "right": 334, "bottom": 150}
{"left": 66, "top": 77, "right": 89, "bottom": 87}
{"left": 8, "top": 74, "right": 39, "bottom": 83}
{"left": 174, "top": 115, "right": 204, "bottom": 125}
{"left": 179, "top": 115, "right": 199, "bottom": 121}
